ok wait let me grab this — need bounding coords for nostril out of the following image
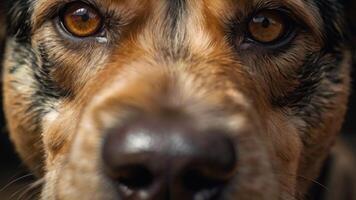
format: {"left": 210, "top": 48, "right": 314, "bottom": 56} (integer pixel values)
{"left": 178, "top": 132, "right": 238, "bottom": 199}
{"left": 111, "top": 165, "right": 154, "bottom": 190}
{"left": 182, "top": 169, "right": 226, "bottom": 192}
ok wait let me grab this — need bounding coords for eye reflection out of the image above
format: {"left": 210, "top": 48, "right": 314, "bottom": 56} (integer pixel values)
{"left": 248, "top": 10, "right": 287, "bottom": 44}
{"left": 61, "top": 2, "right": 103, "bottom": 37}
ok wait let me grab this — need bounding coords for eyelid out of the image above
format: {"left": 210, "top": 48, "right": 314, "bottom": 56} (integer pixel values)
{"left": 33, "top": 0, "right": 103, "bottom": 31}
{"left": 247, "top": 8, "right": 290, "bottom": 24}
{"left": 246, "top": 4, "right": 310, "bottom": 32}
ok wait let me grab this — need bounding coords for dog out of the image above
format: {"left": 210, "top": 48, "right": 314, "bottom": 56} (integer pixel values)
{"left": 1, "top": 0, "right": 356, "bottom": 199}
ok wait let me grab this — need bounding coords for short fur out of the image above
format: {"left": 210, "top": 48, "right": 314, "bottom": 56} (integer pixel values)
{"left": 1, "top": 0, "right": 355, "bottom": 199}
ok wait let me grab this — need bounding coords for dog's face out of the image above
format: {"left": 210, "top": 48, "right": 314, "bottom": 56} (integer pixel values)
{"left": 2, "top": 0, "right": 352, "bottom": 199}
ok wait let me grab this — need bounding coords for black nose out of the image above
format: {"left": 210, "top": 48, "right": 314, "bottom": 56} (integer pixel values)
{"left": 102, "top": 117, "right": 238, "bottom": 200}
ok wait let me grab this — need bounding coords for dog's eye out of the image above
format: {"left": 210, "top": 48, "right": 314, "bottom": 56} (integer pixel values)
{"left": 61, "top": 2, "right": 103, "bottom": 37}
{"left": 248, "top": 11, "right": 287, "bottom": 44}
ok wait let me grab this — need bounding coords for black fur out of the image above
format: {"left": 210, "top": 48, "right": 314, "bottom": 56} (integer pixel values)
{"left": 272, "top": 1, "right": 349, "bottom": 132}
{"left": 165, "top": 0, "right": 188, "bottom": 60}
{"left": 273, "top": 52, "right": 344, "bottom": 118}
{"left": 1, "top": 1, "right": 355, "bottom": 199}
{"left": 167, "top": 0, "right": 186, "bottom": 32}
{"left": 316, "top": 1, "right": 347, "bottom": 52}
{"left": 6, "top": 0, "right": 32, "bottom": 44}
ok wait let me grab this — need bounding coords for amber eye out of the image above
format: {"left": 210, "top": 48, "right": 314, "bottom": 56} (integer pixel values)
{"left": 248, "top": 11, "right": 288, "bottom": 44}
{"left": 61, "top": 3, "right": 103, "bottom": 37}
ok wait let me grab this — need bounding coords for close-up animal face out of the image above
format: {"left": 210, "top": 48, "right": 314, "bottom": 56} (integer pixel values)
{"left": 1, "top": 0, "right": 354, "bottom": 199}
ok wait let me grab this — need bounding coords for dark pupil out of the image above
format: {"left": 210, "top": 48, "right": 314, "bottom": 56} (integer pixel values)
{"left": 261, "top": 17, "right": 270, "bottom": 28}
{"left": 253, "top": 16, "right": 271, "bottom": 28}
{"left": 73, "top": 8, "right": 90, "bottom": 22}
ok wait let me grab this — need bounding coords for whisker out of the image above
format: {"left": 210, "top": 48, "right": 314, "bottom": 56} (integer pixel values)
{"left": 295, "top": 174, "right": 328, "bottom": 191}
{"left": 23, "top": 189, "right": 41, "bottom": 200}
{"left": 274, "top": 171, "right": 329, "bottom": 200}
{"left": 0, "top": 174, "right": 34, "bottom": 193}
{"left": 284, "top": 173, "right": 328, "bottom": 191}
{"left": 7, "top": 178, "right": 44, "bottom": 200}
{"left": 17, "top": 178, "right": 44, "bottom": 200}
{"left": 9, "top": 185, "right": 27, "bottom": 200}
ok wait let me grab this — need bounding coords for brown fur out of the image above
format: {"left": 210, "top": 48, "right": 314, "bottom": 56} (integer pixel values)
{"left": 1, "top": 0, "right": 354, "bottom": 199}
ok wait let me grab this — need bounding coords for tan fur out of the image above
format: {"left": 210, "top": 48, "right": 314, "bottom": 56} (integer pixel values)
{"left": 2, "top": 0, "right": 352, "bottom": 199}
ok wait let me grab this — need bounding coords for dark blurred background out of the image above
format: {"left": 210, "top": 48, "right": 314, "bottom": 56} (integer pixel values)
{"left": 0, "top": 1, "right": 356, "bottom": 199}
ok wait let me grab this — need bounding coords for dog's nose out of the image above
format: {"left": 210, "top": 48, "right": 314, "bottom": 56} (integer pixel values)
{"left": 102, "top": 117, "right": 238, "bottom": 199}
